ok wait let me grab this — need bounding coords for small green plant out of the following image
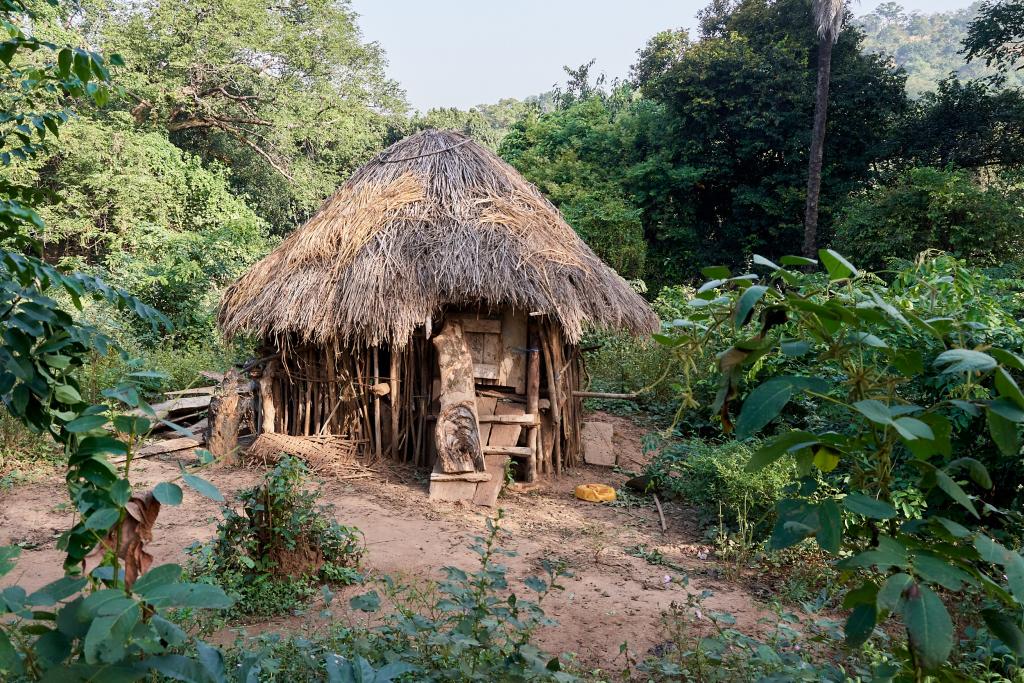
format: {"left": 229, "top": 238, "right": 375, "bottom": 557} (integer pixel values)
{"left": 625, "top": 544, "right": 687, "bottom": 574}
{"left": 644, "top": 437, "right": 793, "bottom": 536}
{"left": 336, "top": 510, "right": 576, "bottom": 682}
{"left": 188, "top": 456, "right": 365, "bottom": 618}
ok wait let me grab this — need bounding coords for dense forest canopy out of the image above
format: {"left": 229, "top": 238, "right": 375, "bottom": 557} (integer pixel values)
{"left": 859, "top": 1, "right": 1024, "bottom": 95}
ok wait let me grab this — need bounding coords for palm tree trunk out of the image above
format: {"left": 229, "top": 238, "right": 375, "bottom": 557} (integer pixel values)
{"left": 802, "top": 36, "right": 833, "bottom": 258}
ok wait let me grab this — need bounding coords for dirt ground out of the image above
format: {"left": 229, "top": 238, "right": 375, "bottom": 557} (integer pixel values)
{"left": 0, "top": 411, "right": 773, "bottom": 670}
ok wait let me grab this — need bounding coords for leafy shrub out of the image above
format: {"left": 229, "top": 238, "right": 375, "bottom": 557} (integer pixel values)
{"left": 662, "top": 249, "right": 1024, "bottom": 678}
{"left": 645, "top": 438, "right": 793, "bottom": 534}
{"left": 188, "top": 456, "right": 364, "bottom": 618}
{"left": 834, "top": 167, "right": 1024, "bottom": 271}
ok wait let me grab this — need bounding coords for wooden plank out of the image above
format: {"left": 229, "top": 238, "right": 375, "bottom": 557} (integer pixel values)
{"left": 483, "top": 445, "right": 532, "bottom": 456}
{"left": 165, "top": 386, "right": 216, "bottom": 397}
{"left": 430, "top": 471, "right": 491, "bottom": 482}
{"left": 136, "top": 438, "right": 197, "bottom": 458}
{"left": 476, "top": 395, "right": 497, "bottom": 446}
{"left": 465, "top": 331, "right": 486, "bottom": 363}
{"left": 473, "top": 453, "right": 509, "bottom": 507}
{"left": 487, "top": 402, "right": 524, "bottom": 447}
{"left": 478, "top": 414, "right": 538, "bottom": 425}
{"left": 129, "top": 395, "right": 211, "bottom": 419}
{"left": 428, "top": 479, "right": 478, "bottom": 502}
{"left": 473, "top": 363, "right": 499, "bottom": 380}
{"left": 498, "top": 309, "right": 527, "bottom": 393}
{"left": 454, "top": 316, "right": 502, "bottom": 334}
{"left": 483, "top": 333, "right": 501, "bottom": 365}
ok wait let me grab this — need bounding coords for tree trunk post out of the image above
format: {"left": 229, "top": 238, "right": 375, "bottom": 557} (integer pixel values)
{"left": 803, "top": 36, "right": 833, "bottom": 259}
{"left": 525, "top": 334, "right": 540, "bottom": 482}
{"left": 432, "top": 320, "right": 484, "bottom": 473}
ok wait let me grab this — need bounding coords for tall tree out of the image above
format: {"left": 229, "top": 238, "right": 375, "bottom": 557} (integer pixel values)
{"left": 963, "top": 0, "right": 1024, "bottom": 73}
{"left": 802, "top": 0, "right": 845, "bottom": 257}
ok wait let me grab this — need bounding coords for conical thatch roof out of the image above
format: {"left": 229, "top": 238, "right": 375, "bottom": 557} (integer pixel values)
{"left": 218, "top": 129, "right": 659, "bottom": 348}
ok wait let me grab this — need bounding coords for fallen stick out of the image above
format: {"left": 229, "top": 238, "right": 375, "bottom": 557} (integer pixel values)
{"left": 572, "top": 391, "right": 639, "bottom": 400}
{"left": 653, "top": 493, "right": 668, "bottom": 533}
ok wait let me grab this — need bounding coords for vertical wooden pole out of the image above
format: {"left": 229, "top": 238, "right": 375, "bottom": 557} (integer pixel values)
{"left": 373, "top": 346, "right": 382, "bottom": 462}
{"left": 259, "top": 359, "right": 278, "bottom": 434}
{"left": 390, "top": 348, "right": 400, "bottom": 459}
{"left": 525, "top": 332, "right": 540, "bottom": 483}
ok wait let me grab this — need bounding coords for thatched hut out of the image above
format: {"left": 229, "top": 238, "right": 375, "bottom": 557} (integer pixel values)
{"left": 218, "top": 130, "right": 657, "bottom": 502}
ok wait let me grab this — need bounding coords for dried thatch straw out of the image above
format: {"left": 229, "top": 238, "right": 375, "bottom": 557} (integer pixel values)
{"left": 246, "top": 433, "right": 364, "bottom": 477}
{"left": 218, "top": 130, "right": 659, "bottom": 347}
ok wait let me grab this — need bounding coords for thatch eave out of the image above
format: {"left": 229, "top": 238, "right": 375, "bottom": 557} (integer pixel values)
{"left": 217, "top": 129, "right": 659, "bottom": 348}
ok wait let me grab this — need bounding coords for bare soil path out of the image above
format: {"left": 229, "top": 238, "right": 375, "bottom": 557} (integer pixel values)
{"left": 0, "top": 412, "right": 770, "bottom": 669}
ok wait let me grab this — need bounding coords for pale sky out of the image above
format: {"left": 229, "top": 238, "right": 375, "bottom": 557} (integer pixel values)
{"left": 351, "top": 0, "right": 975, "bottom": 111}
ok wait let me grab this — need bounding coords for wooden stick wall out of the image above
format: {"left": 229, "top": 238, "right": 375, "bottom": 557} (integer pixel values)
{"left": 257, "top": 316, "right": 583, "bottom": 475}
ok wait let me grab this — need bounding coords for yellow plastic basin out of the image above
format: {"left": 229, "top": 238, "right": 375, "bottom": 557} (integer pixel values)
{"left": 575, "top": 483, "right": 617, "bottom": 503}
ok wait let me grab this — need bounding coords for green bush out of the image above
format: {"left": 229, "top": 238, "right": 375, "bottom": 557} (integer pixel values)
{"left": 834, "top": 167, "right": 1024, "bottom": 271}
{"left": 646, "top": 438, "right": 793, "bottom": 534}
{"left": 661, "top": 249, "right": 1024, "bottom": 678}
{"left": 188, "top": 457, "right": 364, "bottom": 619}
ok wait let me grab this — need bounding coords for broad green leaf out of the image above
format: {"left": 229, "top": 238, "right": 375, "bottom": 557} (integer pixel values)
{"left": 736, "top": 378, "right": 793, "bottom": 439}
{"left": 64, "top": 415, "right": 107, "bottom": 433}
{"left": 734, "top": 285, "right": 768, "bottom": 328}
{"left": 84, "top": 508, "right": 121, "bottom": 531}
{"left": 818, "top": 249, "right": 857, "bottom": 280}
{"left": 745, "top": 430, "right": 818, "bottom": 471}
{"left": 141, "top": 582, "right": 232, "bottom": 609}
{"left": 780, "top": 339, "right": 810, "bottom": 356}
{"left": 845, "top": 603, "right": 876, "bottom": 647}
{"left": 0, "top": 629, "right": 22, "bottom": 676}
{"left": 816, "top": 499, "right": 842, "bottom": 554}
{"left": 900, "top": 583, "right": 953, "bottom": 671}
{"left": 752, "top": 254, "right": 779, "bottom": 270}
{"left": 912, "top": 553, "right": 973, "bottom": 591}
{"left": 152, "top": 482, "right": 182, "bottom": 506}
{"left": 779, "top": 255, "right": 817, "bottom": 266}
{"left": 181, "top": 473, "right": 224, "bottom": 503}
{"left": 988, "top": 397, "right": 1024, "bottom": 422}
{"left": 839, "top": 536, "right": 909, "bottom": 570}
{"left": 877, "top": 573, "right": 912, "bottom": 615}
{"left": 995, "top": 367, "right": 1024, "bottom": 409}
{"left": 991, "top": 348, "right": 1024, "bottom": 371}
{"left": 847, "top": 331, "right": 887, "bottom": 348}
{"left": 933, "top": 468, "right": 978, "bottom": 518}
{"left": 906, "top": 414, "right": 952, "bottom": 459}
{"left": 349, "top": 590, "right": 381, "bottom": 612}
{"left": 812, "top": 447, "right": 840, "bottom": 472}
{"left": 892, "top": 416, "right": 934, "bottom": 441}
{"left": 26, "top": 576, "right": 86, "bottom": 607}
{"left": 0, "top": 546, "right": 19, "bottom": 577}
{"left": 987, "top": 408, "right": 1019, "bottom": 456}
{"left": 54, "top": 384, "right": 82, "bottom": 405}
{"left": 132, "top": 564, "right": 183, "bottom": 597}
{"left": 83, "top": 597, "right": 141, "bottom": 664}
{"left": 843, "top": 493, "right": 897, "bottom": 520}
{"left": 982, "top": 609, "right": 1024, "bottom": 657}
{"left": 975, "top": 535, "right": 1024, "bottom": 601}
{"left": 934, "top": 349, "right": 997, "bottom": 374}
{"left": 947, "top": 457, "right": 993, "bottom": 489}
{"left": 852, "top": 399, "right": 894, "bottom": 425}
